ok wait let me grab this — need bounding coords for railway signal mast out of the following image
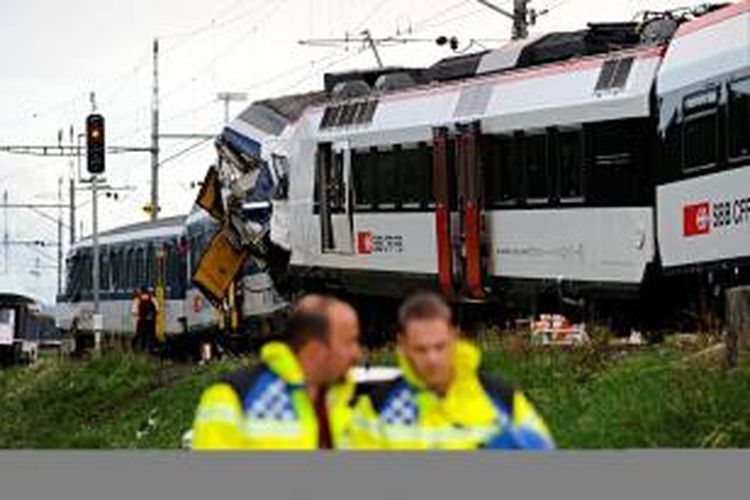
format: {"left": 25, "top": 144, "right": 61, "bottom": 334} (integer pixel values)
{"left": 85, "top": 95, "right": 105, "bottom": 354}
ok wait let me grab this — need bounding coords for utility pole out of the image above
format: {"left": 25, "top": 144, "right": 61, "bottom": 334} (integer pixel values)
{"left": 70, "top": 127, "right": 76, "bottom": 246}
{"left": 150, "top": 38, "right": 160, "bottom": 221}
{"left": 475, "top": 0, "right": 548, "bottom": 40}
{"left": 69, "top": 177, "right": 76, "bottom": 246}
{"left": 57, "top": 177, "right": 63, "bottom": 295}
{"left": 3, "top": 190, "right": 7, "bottom": 275}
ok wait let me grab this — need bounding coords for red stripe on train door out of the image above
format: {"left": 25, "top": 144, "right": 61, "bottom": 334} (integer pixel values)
{"left": 461, "top": 121, "right": 485, "bottom": 299}
{"left": 432, "top": 127, "right": 453, "bottom": 297}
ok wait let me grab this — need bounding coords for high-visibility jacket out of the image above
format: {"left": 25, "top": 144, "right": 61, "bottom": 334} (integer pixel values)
{"left": 192, "top": 341, "right": 356, "bottom": 450}
{"left": 348, "top": 340, "right": 555, "bottom": 450}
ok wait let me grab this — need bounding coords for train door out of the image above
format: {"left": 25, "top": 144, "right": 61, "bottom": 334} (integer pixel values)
{"left": 317, "top": 141, "right": 355, "bottom": 254}
{"left": 432, "top": 122, "right": 487, "bottom": 300}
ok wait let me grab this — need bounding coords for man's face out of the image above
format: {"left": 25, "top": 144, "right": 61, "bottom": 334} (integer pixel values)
{"left": 398, "top": 318, "right": 456, "bottom": 394}
{"left": 318, "top": 303, "right": 361, "bottom": 384}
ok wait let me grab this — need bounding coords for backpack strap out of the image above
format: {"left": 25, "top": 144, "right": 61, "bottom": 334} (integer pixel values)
{"left": 478, "top": 373, "right": 516, "bottom": 416}
{"left": 219, "top": 365, "right": 266, "bottom": 403}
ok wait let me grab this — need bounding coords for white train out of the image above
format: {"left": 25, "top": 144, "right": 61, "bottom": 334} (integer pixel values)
{"left": 242, "top": 1, "right": 748, "bottom": 335}
{"left": 56, "top": 208, "right": 287, "bottom": 355}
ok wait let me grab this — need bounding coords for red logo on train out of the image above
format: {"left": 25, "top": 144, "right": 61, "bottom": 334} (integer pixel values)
{"left": 357, "top": 232, "right": 373, "bottom": 254}
{"left": 683, "top": 202, "right": 711, "bottom": 237}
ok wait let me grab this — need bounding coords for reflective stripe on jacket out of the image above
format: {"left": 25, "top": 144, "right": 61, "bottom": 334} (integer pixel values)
{"left": 348, "top": 340, "right": 555, "bottom": 450}
{"left": 191, "top": 341, "right": 355, "bottom": 450}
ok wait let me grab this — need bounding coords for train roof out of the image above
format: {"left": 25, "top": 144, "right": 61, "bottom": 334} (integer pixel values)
{"left": 228, "top": 2, "right": 734, "bottom": 129}
{"left": 73, "top": 214, "right": 187, "bottom": 251}
{"left": 0, "top": 292, "right": 36, "bottom": 305}
{"left": 0, "top": 292, "right": 53, "bottom": 314}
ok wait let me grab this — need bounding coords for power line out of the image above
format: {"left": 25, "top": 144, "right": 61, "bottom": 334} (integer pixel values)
{"left": 275, "top": 48, "right": 368, "bottom": 96}
{"left": 351, "top": 0, "right": 396, "bottom": 32}
{"left": 543, "top": 0, "right": 574, "bottom": 13}
{"left": 158, "top": 0, "right": 291, "bottom": 106}
{"left": 159, "top": 0, "right": 266, "bottom": 53}
{"left": 159, "top": 136, "right": 215, "bottom": 170}
{"left": 412, "top": 0, "right": 479, "bottom": 32}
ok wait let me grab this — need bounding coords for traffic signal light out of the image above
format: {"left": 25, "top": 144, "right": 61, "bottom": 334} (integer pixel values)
{"left": 86, "top": 113, "right": 105, "bottom": 174}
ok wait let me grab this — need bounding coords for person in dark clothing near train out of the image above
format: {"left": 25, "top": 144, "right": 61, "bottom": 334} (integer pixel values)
{"left": 131, "top": 287, "right": 159, "bottom": 353}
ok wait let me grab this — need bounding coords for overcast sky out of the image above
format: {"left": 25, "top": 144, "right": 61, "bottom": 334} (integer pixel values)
{"left": 0, "top": 0, "right": 701, "bottom": 301}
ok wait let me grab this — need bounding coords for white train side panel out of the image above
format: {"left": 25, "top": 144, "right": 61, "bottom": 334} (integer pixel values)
{"left": 658, "top": 166, "right": 750, "bottom": 268}
{"left": 657, "top": 1, "right": 750, "bottom": 269}
{"left": 488, "top": 208, "right": 654, "bottom": 284}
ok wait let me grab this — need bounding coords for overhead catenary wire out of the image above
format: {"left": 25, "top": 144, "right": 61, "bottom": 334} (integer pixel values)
{"left": 158, "top": 0, "right": 267, "bottom": 55}
{"left": 350, "top": 0, "right": 397, "bottom": 33}
{"left": 158, "top": 136, "right": 215, "bottom": 170}
{"left": 157, "top": 0, "right": 292, "bottom": 106}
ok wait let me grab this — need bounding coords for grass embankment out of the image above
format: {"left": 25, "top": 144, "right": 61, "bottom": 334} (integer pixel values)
{"left": 481, "top": 345, "right": 750, "bottom": 448}
{"left": 1, "top": 337, "right": 749, "bottom": 448}
{"left": 0, "top": 353, "right": 243, "bottom": 448}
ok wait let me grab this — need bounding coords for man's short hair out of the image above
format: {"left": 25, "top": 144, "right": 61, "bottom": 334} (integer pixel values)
{"left": 398, "top": 291, "right": 453, "bottom": 334}
{"left": 286, "top": 311, "right": 330, "bottom": 351}
{"left": 285, "top": 294, "right": 336, "bottom": 351}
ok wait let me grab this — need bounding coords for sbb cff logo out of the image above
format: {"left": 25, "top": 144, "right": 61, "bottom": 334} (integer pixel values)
{"left": 357, "top": 232, "right": 373, "bottom": 254}
{"left": 683, "top": 202, "right": 711, "bottom": 237}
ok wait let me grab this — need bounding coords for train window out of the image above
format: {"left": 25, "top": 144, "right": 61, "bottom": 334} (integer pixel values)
{"left": 66, "top": 254, "right": 81, "bottom": 297}
{"left": 398, "top": 142, "right": 432, "bottom": 208}
{"left": 683, "top": 113, "right": 718, "bottom": 171}
{"left": 586, "top": 119, "right": 646, "bottom": 205}
{"left": 119, "top": 250, "right": 127, "bottom": 290}
{"left": 484, "top": 134, "right": 517, "bottom": 205}
{"left": 124, "top": 248, "right": 133, "bottom": 290}
{"left": 99, "top": 252, "right": 108, "bottom": 291}
{"left": 109, "top": 250, "right": 117, "bottom": 291}
{"left": 524, "top": 132, "right": 549, "bottom": 202}
{"left": 135, "top": 247, "right": 144, "bottom": 289}
{"left": 166, "top": 244, "right": 184, "bottom": 295}
{"left": 115, "top": 249, "right": 124, "bottom": 291}
{"left": 146, "top": 245, "right": 156, "bottom": 287}
{"left": 352, "top": 148, "right": 375, "bottom": 210}
{"left": 558, "top": 128, "right": 584, "bottom": 201}
{"left": 78, "top": 252, "right": 88, "bottom": 293}
{"left": 682, "top": 88, "right": 719, "bottom": 172}
{"left": 728, "top": 77, "right": 750, "bottom": 161}
{"left": 374, "top": 147, "right": 398, "bottom": 208}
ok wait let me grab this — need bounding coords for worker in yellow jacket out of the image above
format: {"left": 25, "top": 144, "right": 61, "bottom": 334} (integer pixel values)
{"left": 192, "top": 295, "right": 361, "bottom": 450}
{"left": 349, "top": 292, "right": 555, "bottom": 450}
